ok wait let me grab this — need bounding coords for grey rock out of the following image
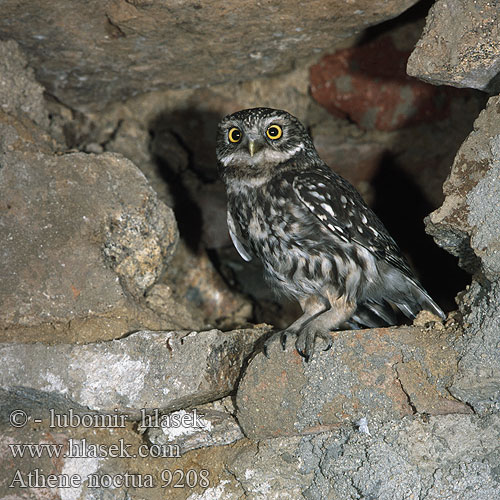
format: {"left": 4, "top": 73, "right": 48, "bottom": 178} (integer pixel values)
{"left": 466, "top": 135, "right": 500, "bottom": 281}
{"left": 450, "top": 280, "right": 500, "bottom": 414}
{"left": 222, "top": 414, "right": 500, "bottom": 500}
{"left": 0, "top": 40, "right": 49, "bottom": 128}
{"left": 426, "top": 95, "right": 500, "bottom": 414}
{"left": 0, "top": 0, "right": 420, "bottom": 110}
{"left": 227, "top": 435, "right": 312, "bottom": 499}
{"left": 2, "top": 413, "right": 498, "bottom": 500}
{"left": 426, "top": 95, "right": 500, "bottom": 275}
{"left": 146, "top": 407, "right": 244, "bottom": 454}
{"left": 0, "top": 112, "right": 180, "bottom": 342}
{"left": 0, "top": 327, "right": 267, "bottom": 421}
{"left": 407, "top": 0, "right": 500, "bottom": 93}
{"left": 319, "top": 414, "right": 500, "bottom": 500}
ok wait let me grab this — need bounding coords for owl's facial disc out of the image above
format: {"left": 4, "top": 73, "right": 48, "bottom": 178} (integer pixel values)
{"left": 221, "top": 121, "right": 302, "bottom": 168}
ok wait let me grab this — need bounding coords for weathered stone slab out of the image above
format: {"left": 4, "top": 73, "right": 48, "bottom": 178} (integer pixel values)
{"left": 0, "top": 327, "right": 268, "bottom": 421}
{"left": 146, "top": 407, "right": 244, "bottom": 455}
{"left": 425, "top": 95, "right": 500, "bottom": 414}
{"left": 237, "top": 326, "right": 470, "bottom": 440}
{"left": 426, "top": 95, "right": 500, "bottom": 276}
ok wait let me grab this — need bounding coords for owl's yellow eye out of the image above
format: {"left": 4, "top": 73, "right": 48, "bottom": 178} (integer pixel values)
{"left": 228, "top": 127, "right": 242, "bottom": 143}
{"left": 266, "top": 124, "right": 283, "bottom": 140}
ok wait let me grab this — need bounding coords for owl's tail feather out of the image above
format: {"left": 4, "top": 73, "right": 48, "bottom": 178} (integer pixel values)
{"left": 390, "top": 275, "right": 446, "bottom": 321}
{"left": 350, "top": 299, "right": 398, "bottom": 328}
{"left": 352, "top": 273, "right": 445, "bottom": 329}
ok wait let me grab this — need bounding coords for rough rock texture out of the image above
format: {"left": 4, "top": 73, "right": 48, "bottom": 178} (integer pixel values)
{"left": 237, "top": 325, "right": 470, "bottom": 440}
{"left": 407, "top": 0, "right": 500, "bottom": 93}
{"left": 146, "top": 406, "right": 244, "bottom": 455}
{"left": 0, "top": 40, "right": 49, "bottom": 128}
{"left": 301, "top": 413, "right": 500, "bottom": 499}
{"left": 426, "top": 95, "right": 500, "bottom": 415}
{"left": 2, "top": 413, "right": 499, "bottom": 499}
{"left": 426, "top": 96, "right": 500, "bottom": 274}
{"left": 0, "top": 326, "right": 268, "bottom": 420}
{"left": 222, "top": 414, "right": 500, "bottom": 499}
{"left": 0, "top": 0, "right": 420, "bottom": 110}
{"left": 0, "top": 116, "right": 179, "bottom": 342}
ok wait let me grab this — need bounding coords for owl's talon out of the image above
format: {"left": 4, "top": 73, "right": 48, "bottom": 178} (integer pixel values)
{"left": 263, "top": 343, "right": 270, "bottom": 358}
{"left": 280, "top": 331, "right": 288, "bottom": 350}
{"left": 323, "top": 336, "right": 333, "bottom": 351}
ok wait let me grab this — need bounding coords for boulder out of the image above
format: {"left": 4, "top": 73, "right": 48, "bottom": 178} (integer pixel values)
{"left": 408, "top": 0, "right": 500, "bottom": 93}
{"left": 0, "top": 111, "right": 180, "bottom": 342}
{"left": 0, "top": 0, "right": 420, "bottom": 109}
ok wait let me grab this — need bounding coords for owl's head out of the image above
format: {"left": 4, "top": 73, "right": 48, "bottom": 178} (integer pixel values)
{"left": 216, "top": 108, "right": 316, "bottom": 177}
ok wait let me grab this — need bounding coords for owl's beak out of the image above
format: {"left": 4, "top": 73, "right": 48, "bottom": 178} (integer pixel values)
{"left": 248, "top": 140, "right": 263, "bottom": 157}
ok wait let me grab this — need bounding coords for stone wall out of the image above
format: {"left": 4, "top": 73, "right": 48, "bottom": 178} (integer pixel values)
{"left": 0, "top": 1, "right": 499, "bottom": 498}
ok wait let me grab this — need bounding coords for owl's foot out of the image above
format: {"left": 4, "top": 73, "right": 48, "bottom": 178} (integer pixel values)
{"left": 295, "top": 329, "right": 332, "bottom": 362}
{"left": 263, "top": 327, "right": 332, "bottom": 362}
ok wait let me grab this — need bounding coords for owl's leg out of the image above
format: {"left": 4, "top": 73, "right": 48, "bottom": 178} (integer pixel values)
{"left": 295, "top": 294, "right": 356, "bottom": 362}
{"left": 263, "top": 294, "right": 330, "bottom": 356}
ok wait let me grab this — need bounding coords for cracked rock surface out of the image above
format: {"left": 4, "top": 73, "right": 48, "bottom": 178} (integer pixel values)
{"left": 237, "top": 325, "right": 470, "bottom": 440}
{"left": 0, "top": 327, "right": 268, "bottom": 420}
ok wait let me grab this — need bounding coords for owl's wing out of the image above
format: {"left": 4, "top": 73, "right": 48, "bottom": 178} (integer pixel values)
{"left": 292, "top": 170, "right": 445, "bottom": 320}
{"left": 227, "top": 210, "right": 252, "bottom": 262}
{"left": 291, "top": 171, "right": 414, "bottom": 279}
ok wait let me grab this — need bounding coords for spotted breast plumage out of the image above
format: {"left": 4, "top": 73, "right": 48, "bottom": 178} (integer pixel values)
{"left": 216, "top": 107, "right": 445, "bottom": 361}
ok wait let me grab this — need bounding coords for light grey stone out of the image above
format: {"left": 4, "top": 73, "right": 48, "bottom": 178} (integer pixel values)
{"left": 408, "top": 0, "right": 500, "bottom": 93}
{"left": 146, "top": 407, "right": 244, "bottom": 454}
{"left": 0, "top": 327, "right": 266, "bottom": 421}
{"left": 224, "top": 414, "right": 500, "bottom": 500}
